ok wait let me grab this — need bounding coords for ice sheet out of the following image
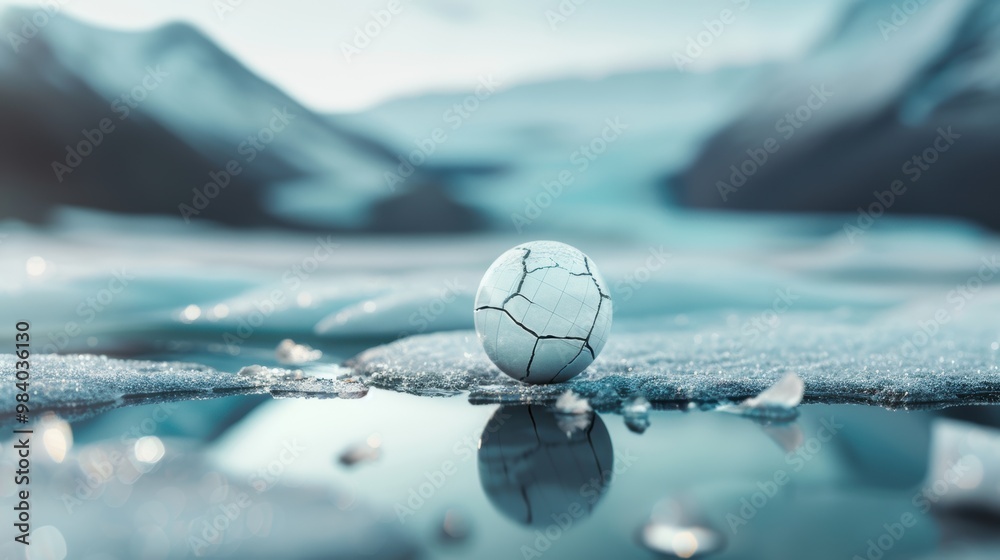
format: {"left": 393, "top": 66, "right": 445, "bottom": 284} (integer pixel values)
{"left": 4, "top": 211, "right": 1000, "bottom": 415}
{"left": 0, "top": 354, "right": 365, "bottom": 425}
{"left": 350, "top": 316, "right": 1000, "bottom": 410}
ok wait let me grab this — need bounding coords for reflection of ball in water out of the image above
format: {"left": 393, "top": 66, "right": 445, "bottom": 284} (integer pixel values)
{"left": 477, "top": 405, "right": 614, "bottom": 526}
{"left": 474, "top": 241, "right": 612, "bottom": 384}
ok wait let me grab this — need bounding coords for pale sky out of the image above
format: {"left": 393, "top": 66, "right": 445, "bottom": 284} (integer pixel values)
{"left": 0, "top": 0, "right": 845, "bottom": 112}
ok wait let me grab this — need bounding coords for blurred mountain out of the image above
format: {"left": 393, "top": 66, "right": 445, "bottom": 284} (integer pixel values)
{"left": 0, "top": 8, "right": 484, "bottom": 232}
{"left": 3, "top": 0, "right": 998, "bottom": 234}
{"left": 340, "top": 66, "right": 763, "bottom": 233}
{"left": 674, "top": 0, "right": 1000, "bottom": 230}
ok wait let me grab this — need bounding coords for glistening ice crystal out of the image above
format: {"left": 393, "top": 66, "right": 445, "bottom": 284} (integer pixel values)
{"left": 473, "top": 240, "right": 613, "bottom": 384}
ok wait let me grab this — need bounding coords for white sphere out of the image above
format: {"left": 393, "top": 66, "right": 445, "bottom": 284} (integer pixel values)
{"left": 474, "top": 240, "right": 612, "bottom": 384}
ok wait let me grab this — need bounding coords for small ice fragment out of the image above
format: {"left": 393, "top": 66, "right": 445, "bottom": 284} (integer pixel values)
{"left": 237, "top": 364, "right": 367, "bottom": 399}
{"left": 338, "top": 436, "right": 381, "bottom": 467}
{"left": 438, "top": 508, "right": 472, "bottom": 544}
{"left": 717, "top": 372, "right": 804, "bottom": 421}
{"left": 622, "top": 396, "right": 651, "bottom": 433}
{"left": 554, "top": 390, "right": 592, "bottom": 415}
{"left": 742, "top": 372, "right": 804, "bottom": 409}
{"left": 275, "top": 338, "right": 323, "bottom": 365}
{"left": 237, "top": 364, "right": 303, "bottom": 381}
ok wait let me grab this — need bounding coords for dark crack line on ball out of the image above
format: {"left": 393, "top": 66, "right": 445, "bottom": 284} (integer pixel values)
{"left": 527, "top": 264, "right": 561, "bottom": 273}
{"left": 547, "top": 257, "right": 608, "bottom": 382}
{"left": 474, "top": 306, "right": 589, "bottom": 344}
{"left": 502, "top": 248, "right": 533, "bottom": 306}
{"left": 523, "top": 339, "right": 540, "bottom": 381}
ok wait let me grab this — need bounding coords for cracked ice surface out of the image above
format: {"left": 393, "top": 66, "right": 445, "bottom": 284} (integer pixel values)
{"left": 350, "top": 316, "right": 1000, "bottom": 410}
{"left": 0, "top": 354, "right": 365, "bottom": 423}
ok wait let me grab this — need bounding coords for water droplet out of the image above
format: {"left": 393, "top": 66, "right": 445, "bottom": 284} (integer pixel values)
{"left": 180, "top": 304, "right": 201, "bottom": 322}
{"left": 41, "top": 414, "right": 73, "bottom": 463}
{"left": 638, "top": 522, "right": 725, "bottom": 558}
{"left": 134, "top": 436, "right": 165, "bottom": 464}
{"left": 439, "top": 508, "right": 472, "bottom": 543}
{"left": 26, "top": 526, "right": 67, "bottom": 560}
{"left": 212, "top": 303, "right": 230, "bottom": 319}
{"left": 26, "top": 256, "right": 47, "bottom": 276}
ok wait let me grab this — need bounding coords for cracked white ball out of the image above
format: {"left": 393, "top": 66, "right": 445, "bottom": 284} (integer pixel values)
{"left": 474, "top": 241, "right": 612, "bottom": 384}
